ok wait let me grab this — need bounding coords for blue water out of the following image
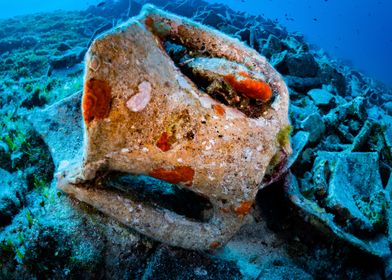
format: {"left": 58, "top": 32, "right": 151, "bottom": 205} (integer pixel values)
{"left": 0, "top": 0, "right": 391, "bottom": 87}
{"left": 0, "top": 0, "right": 95, "bottom": 18}
{"left": 208, "top": 0, "right": 392, "bottom": 87}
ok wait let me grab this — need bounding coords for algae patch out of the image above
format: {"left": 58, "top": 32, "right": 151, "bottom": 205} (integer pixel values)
{"left": 277, "top": 124, "right": 292, "bottom": 148}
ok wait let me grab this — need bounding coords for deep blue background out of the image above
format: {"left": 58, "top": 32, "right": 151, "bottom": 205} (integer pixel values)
{"left": 208, "top": 0, "right": 392, "bottom": 87}
{"left": 0, "top": 1, "right": 93, "bottom": 18}
{"left": 0, "top": 0, "right": 391, "bottom": 87}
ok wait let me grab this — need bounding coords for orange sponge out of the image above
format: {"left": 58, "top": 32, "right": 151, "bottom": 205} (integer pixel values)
{"left": 224, "top": 73, "right": 272, "bottom": 102}
{"left": 149, "top": 166, "right": 195, "bottom": 186}
{"left": 83, "top": 79, "right": 112, "bottom": 124}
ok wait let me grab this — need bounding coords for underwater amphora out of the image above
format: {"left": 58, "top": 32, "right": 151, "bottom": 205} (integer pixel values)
{"left": 36, "top": 5, "right": 291, "bottom": 250}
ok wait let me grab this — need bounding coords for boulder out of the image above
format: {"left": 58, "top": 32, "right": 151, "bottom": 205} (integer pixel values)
{"left": 318, "top": 152, "right": 386, "bottom": 232}
{"left": 285, "top": 173, "right": 391, "bottom": 258}
{"left": 300, "top": 113, "right": 325, "bottom": 143}
{"left": 284, "top": 53, "right": 319, "bottom": 78}
{"left": 50, "top": 46, "right": 86, "bottom": 69}
{"left": 286, "top": 165, "right": 390, "bottom": 259}
{"left": 307, "top": 88, "right": 335, "bottom": 107}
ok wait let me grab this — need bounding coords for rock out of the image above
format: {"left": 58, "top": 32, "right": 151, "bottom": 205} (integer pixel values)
{"left": 28, "top": 91, "right": 83, "bottom": 168}
{"left": 347, "top": 73, "right": 364, "bottom": 97}
{"left": 321, "top": 152, "right": 386, "bottom": 232}
{"left": 0, "top": 169, "right": 27, "bottom": 226}
{"left": 383, "top": 102, "right": 392, "bottom": 115}
{"left": 289, "top": 131, "right": 310, "bottom": 166}
{"left": 337, "top": 123, "right": 355, "bottom": 143}
{"left": 0, "top": 38, "right": 22, "bottom": 53}
{"left": 368, "top": 88, "right": 385, "bottom": 105}
{"left": 57, "top": 42, "right": 72, "bottom": 51}
{"left": 383, "top": 93, "right": 392, "bottom": 102}
{"left": 346, "top": 120, "right": 374, "bottom": 152}
{"left": 217, "top": 24, "right": 240, "bottom": 36}
{"left": 270, "top": 50, "right": 287, "bottom": 69}
{"left": 0, "top": 143, "right": 12, "bottom": 172}
{"left": 4, "top": 57, "right": 13, "bottom": 65}
{"left": 39, "top": 5, "right": 291, "bottom": 251}
{"left": 267, "top": 23, "right": 288, "bottom": 39}
{"left": 289, "top": 104, "right": 306, "bottom": 127}
{"left": 282, "top": 35, "right": 309, "bottom": 53}
{"left": 0, "top": 181, "right": 155, "bottom": 278}
{"left": 387, "top": 172, "right": 392, "bottom": 244}
{"left": 256, "top": 258, "right": 313, "bottom": 280}
{"left": 50, "top": 46, "right": 86, "bottom": 69}
{"left": 289, "top": 98, "right": 319, "bottom": 128}
{"left": 307, "top": 88, "right": 335, "bottom": 107}
{"left": 142, "top": 246, "right": 241, "bottom": 279}
{"left": 278, "top": 53, "right": 319, "bottom": 78}
{"left": 348, "top": 119, "right": 361, "bottom": 133}
{"left": 21, "top": 88, "right": 46, "bottom": 109}
{"left": 286, "top": 170, "right": 390, "bottom": 259}
{"left": 323, "top": 97, "right": 367, "bottom": 128}
{"left": 319, "top": 63, "right": 346, "bottom": 95}
{"left": 285, "top": 76, "right": 322, "bottom": 93}
{"left": 260, "top": 34, "right": 282, "bottom": 58}
{"left": 235, "top": 28, "right": 251, "bottom": 45}
{"left": 21, "top": 35, "right": 39, "bottom": 48}
{"left": 300, "top": 113, "right": 325, "bottom": 143}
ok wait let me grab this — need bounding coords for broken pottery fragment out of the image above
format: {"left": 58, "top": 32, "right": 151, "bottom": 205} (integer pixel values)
{"left": 43, "top": 5, "right": 292, "bottom": 250}
{"left": 261, "top": 130, "right": 308, "bottom": 187}
{"left": 286, "top": 152, "right": 390, "bottom": 258}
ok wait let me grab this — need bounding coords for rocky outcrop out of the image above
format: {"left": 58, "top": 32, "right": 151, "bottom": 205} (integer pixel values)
{"left": 0, "top": 169, "right": 27, "bottom": 226}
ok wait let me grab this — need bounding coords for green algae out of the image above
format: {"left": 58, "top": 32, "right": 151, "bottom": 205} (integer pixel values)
{"left": 277, "top": 124, "right": 293, "bottom": 148}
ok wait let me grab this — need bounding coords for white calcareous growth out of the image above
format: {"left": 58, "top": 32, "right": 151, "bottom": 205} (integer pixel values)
{"left": 126, "top": 81, "right": 152, "bottom": 112}
{"left": 89, "top": 55, "right": 101, "bottom": 72}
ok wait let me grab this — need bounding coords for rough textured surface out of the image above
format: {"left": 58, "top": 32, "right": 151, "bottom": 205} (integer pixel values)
{"left": 287, "top": 153, "right": 390, "bottom": 258}
{"left": 0, "top": 0, "right": 391, "bottom": 278}
{"left": 55, "top": 5, "right": 291, "bottom": 250}
{"left": 307, "top": 88, "right": 335, "bottom": 106}
{"left": 0, "top": 169, "right": 27, "bottom": 226}
{"left": 142, "top": 245, "right": 242, "bottom": 279}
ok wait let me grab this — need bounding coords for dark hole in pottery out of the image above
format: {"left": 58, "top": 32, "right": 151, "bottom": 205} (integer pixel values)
{"left": 103, "top": 171, "right": 214, "bottom": 222}
{"left": 162, "top": 39, "right": 274, "bottom": 118}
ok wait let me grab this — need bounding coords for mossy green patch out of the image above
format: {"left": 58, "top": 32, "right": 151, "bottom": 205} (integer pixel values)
{"left": 265, "top": 152, "right": 282, "bottom": 176}
{"left": 277, "top": 124, "right": 292, "bottom": 148}
{"left": 355, "top": 191, "right": 387, "bottom": 229}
